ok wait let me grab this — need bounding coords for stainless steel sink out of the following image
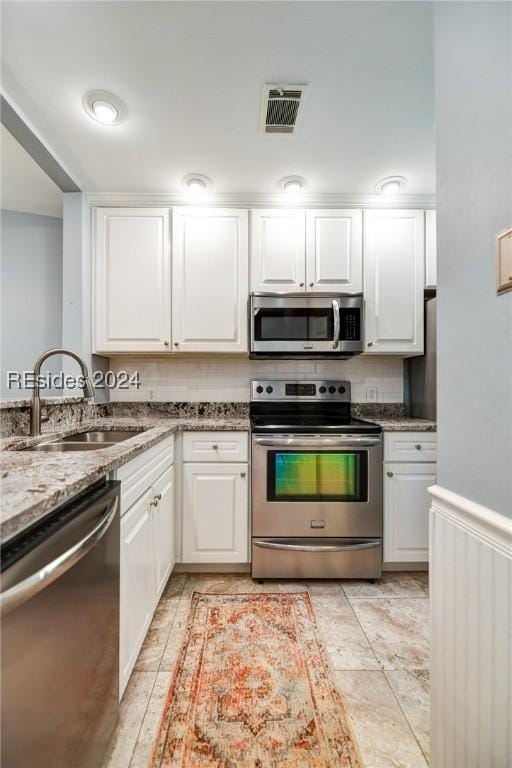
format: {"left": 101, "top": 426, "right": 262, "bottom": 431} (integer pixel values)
{"left": 22, "top": 429, "right": 146, "bottom": 452}
{"left": 26, "top": 442, "right": 116, "bottom": 452}
{"left": 60, "top": 430, "right": 145, "bottom": 444}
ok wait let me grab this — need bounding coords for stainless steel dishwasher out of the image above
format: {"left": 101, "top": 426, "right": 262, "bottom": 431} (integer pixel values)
{"left": 1, "top": 480, "right": 120, "bottom": 768}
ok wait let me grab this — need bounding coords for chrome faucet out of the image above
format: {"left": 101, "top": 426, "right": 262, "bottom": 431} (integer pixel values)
{"left": 30, "top": 348, "right": 95, "bottom": 435}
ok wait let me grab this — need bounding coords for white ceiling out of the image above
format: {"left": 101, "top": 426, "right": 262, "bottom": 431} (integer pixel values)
{"left": 1, "top": 1, "right": 435, "bottom": 197}
{"left": 1, "top": 125, "right": 62, "bottom": 217}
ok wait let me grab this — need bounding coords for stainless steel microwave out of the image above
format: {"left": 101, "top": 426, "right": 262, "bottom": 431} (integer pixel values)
{"left": 250, "top": 293, "right": 363, "bottom": 358}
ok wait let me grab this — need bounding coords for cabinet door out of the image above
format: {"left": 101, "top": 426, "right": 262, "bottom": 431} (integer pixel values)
{"left": 172, "top": 208, "right": 248, "bottom": 352}
{"left": 251, "top": 209, "right": 306, "bottom": 291}
{"left": 94, "top": 208, "right": 171, "bottom": 353}
{"left": 364, "top": 209, "right": 425, "bottom": 355}
{"left": 384, "top": 462, "right": 436, "bottom": 563}
{"left": 182, "top": 463, "right": 249, "bottom": 563}
{"left": 306, "top": 209, "right": 362, "bottom": 292}
{"left": 425, "top": 210, "right": 437, "bottom": 289}
{"left": 152, "top": 465, "right": 175, "bottom": 602}
{"left": 120, "top": 488, "right": 154, "bottom": 696}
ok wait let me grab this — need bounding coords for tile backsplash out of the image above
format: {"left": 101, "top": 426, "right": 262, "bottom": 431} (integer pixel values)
{"left": 109, "top": 356, "right": 403, "bottom": 403}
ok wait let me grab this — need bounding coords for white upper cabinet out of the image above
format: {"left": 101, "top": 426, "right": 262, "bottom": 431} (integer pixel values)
{"left": 425, "top": 209, "right": 437, "bottom": 289}
{"left": 172, "top": 207, "right": 248, "bottom": 353}
{"left": 305, "top": 209, "right": 362, "bottom": 292}
{"left": 93, "top": 208, "right": 171, "bottom": 354}
{"left": 251, "top": 209, "right": 306, "bottom": 292}
{"left": 363, "top": 209, "right": 425, "bottom": 356}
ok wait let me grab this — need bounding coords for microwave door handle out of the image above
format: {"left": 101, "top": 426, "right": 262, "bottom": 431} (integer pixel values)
{"left": 332, "top": 298, "right": 340, "bottom": 349}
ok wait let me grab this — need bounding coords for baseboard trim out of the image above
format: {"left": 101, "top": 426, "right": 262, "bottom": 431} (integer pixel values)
{"left": 382, "top": 562, "right": 428, "bottom": 572}
{"left": 174, "top": 563, "right": 251, "bottom": 574}
{"left": 429, "top": 484, "right": 512, "bottom": 557}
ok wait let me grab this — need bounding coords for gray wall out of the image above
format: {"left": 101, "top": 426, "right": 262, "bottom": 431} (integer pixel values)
{"left": 434, "top": 2, "right": 512, "bottom": 517}
{"left": 1, "top": 210, "right": 63, "bottom": 397}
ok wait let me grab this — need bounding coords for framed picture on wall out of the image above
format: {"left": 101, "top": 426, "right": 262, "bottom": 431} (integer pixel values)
{"left": 497, "top": 227, "right": 512, "bottom": 295}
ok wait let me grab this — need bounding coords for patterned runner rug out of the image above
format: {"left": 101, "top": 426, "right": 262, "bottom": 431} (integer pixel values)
{"left": 150, "top": 591, "right": 361, "bottom": 767}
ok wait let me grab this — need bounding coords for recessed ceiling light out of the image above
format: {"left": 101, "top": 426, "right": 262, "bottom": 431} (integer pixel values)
{"left": 82, "top": 90, "right": 127, "bottom": 125}
{"left": 279, "top": 175, "right": 307, "bottom": 196}
{"left": 376, "top": 176, "right": 406, "bottom": 195}
{"left": 182, "top": 174, "right": 212, "bottom": 196}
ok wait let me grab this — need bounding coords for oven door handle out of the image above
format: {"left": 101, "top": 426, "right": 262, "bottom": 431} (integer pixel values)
{"left": 253, "top": 539, "right": 381, "bottom": 553}
{"left": 253, "top": 437, "right": 381, "bottom": 448}
{"left": 332, "top": 298, "right": 340, "bottom": 349}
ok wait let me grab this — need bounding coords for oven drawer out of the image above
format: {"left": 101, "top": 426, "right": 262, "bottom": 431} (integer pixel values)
{"left": 384, "top": 432, "right": 437, "bottom": 462}
{"left": 252, "top": 501, "right": 382, "bottom": 538}
{"left": 183, "top": 432, "right": 248, "bottom": 462}
{"left": 252, "top": 538, "right": 382, "bottom": 579}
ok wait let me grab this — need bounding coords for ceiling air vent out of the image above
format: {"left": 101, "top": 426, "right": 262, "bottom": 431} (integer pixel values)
{"left": 261, "top": 84, "right": 307, "bottom": 135}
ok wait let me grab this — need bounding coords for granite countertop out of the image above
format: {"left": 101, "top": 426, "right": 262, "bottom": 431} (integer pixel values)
{"left": 369, "top": 417, "right": 437, "bottom": 432}
{"left": 0, "top": 416, "right": 250, "bottom": 543}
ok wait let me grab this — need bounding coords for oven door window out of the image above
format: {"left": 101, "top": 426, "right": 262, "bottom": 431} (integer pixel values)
{"left": 267, "top": 450, "right": 367, "bottom": 502}
{"left": 253, "top": 308, "right": 333, "bottom": 342}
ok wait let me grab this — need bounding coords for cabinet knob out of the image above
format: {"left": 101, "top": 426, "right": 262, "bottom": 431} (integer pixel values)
{"left": 240, "top": 472, "right": 246, "bottom": 478}
{"left": 164, "top": 340, "right": 169, "bottom": 346}
{"left": 367, "top": 342, "right": 373, "bottom": 347}
{"left": 155, "top": 493, "right": 162, "bottom": 501}
{"left": 309, "top": 282, "right": 314, "bottom": 288}
{"left": 299, "top": 282, "right": 305, "bottom": 288}
{"left": 387, "top": 471, "right": 394, "bottom": 477}
{"left": 174, "top": 342, "right": 179, "bottom": 347}
{"left": 415, "top": 444, "right": 422, "bottom": 450}
{"left": 212, "top": 444, "right": 218, "bottom": 450}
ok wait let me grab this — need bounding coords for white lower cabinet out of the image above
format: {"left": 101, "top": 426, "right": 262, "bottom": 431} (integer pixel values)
{"left": 183, "top": 463, "right": 248, "bottom": 563}
{"left": 182, "top": 432, "right": 249, "bottom": 564}
{"left": 383, "top": 431, "right": 437, "bottom": 565}
{"left": 153, "top": 466, "right": 175, "bottom": 599}
{"left": 120, "top": 488, "right": 155, "bottom": 695}
{"left": 118, "top": 437, "right": 175, "bottom": 697}
{"left": 384, "top": 463, "right": 436, "bottom": 563}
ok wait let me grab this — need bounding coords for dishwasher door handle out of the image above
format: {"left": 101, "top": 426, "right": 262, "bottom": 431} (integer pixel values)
{"left": 253, "top": 539, "right": 381, "bottom": 553}
{"left": 0, "top": 496, "right": 118, "bottom": 616}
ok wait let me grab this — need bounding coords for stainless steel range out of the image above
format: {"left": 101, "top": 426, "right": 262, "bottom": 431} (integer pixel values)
{"left": 250, "top": 380, "right": 383, "bottom": 579}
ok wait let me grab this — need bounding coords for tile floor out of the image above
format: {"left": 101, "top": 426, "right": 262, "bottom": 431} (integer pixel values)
{"left": 106, "top": 571, "right": 430, "bottom": 768}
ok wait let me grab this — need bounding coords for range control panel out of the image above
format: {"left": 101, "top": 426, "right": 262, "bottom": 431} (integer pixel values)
{"left": 251, "top": 380, "right": 351, "bottom": 402}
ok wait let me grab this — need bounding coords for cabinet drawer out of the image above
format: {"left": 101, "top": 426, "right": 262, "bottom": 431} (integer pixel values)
{"left": 117, "top": 435, "right": 174, "bottom": 515}
{"left": 384, "top": 432, "right": 437, "bottom": 463}
{"left": 182, "top": 431, "right": 248, "bottom": 462}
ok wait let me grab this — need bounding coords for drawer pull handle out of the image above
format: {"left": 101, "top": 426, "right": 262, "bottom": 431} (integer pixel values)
{"left": 415, "top": 444, "right": 422, "bottom": 450}
{"left": 387, "top": 471, "right": 394, "bottom": 477}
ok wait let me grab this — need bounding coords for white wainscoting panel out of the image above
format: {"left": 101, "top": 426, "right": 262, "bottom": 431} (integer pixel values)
{"left": 429, "top": 485, "right": 512, "bottom": 768}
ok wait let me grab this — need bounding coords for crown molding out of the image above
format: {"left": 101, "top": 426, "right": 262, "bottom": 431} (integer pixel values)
{"left": 87, "top": 191, "right": 436, "bottom": 209}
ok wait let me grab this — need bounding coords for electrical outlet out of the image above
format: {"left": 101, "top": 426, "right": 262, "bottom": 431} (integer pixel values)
{"left": 366, "top": 386, "right": 378, "bottom": 402}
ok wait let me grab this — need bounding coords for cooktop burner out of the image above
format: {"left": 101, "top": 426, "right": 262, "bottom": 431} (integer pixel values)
{"left": 250, "top": 379, "right": 381, "bottom": 435}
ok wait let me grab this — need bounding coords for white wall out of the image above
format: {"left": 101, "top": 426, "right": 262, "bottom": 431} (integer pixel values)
{"left": 431, "top": 4, "right": 512, "bottom": 767}
{"left": 435, "top": 0, "right": 512, "bottom": 519}
{"left": 0, "top": 210, "right": 63, "bottom": 398}
{"left": 108, "top": 355, "right": 404, "bottom": 403}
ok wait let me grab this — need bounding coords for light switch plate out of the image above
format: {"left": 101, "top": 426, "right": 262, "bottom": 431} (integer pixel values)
{"left": 497, "top": 227, "right": 512, "bottom": 295}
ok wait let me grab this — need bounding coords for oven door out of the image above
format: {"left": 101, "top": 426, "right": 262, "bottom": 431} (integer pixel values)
{"left": 251, "top": 434, "right": 382, "bottom": 538}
